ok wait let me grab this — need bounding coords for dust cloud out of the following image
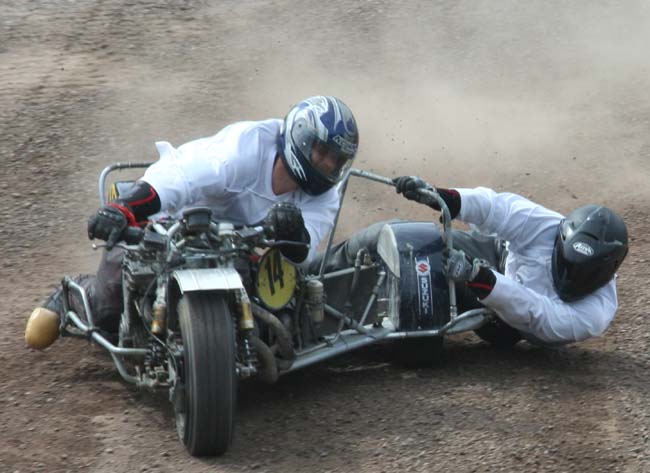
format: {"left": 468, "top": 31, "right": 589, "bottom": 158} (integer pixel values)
{"left": 235, "top": 0, "right": 650, "bottom": 220}
{"left": 87, "top": 0, "right": 650, "bottom": 233}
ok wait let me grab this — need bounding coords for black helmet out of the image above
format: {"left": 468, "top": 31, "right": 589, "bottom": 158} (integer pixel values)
{"left": 279, "top": 96, "right": 359, "bottom": 196}
{"left": 552, "top": 205, "right": 628, "bottom": 301}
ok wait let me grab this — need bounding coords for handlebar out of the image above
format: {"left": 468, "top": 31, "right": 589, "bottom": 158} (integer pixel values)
{"left": 124, "top": 226, "right": 145, "bottom": 245}
{"left": 106, "top": 219, "right": 308, "bottom": 253}
{"left": 348, "top": 168, "right": 453, "bottom": 232}
{"left": 91, "top": 226, "right": 144, "bottom": 251}
{"left": 98, "top": 162, "right": 153, "bottom": 206}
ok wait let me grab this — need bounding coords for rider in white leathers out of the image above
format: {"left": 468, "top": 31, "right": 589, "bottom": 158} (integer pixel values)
{"left": 25, "top": 96, "right": 360, "bottom": 350}
{"left": 393, "top": 176, "right": 628, "bottom": 346}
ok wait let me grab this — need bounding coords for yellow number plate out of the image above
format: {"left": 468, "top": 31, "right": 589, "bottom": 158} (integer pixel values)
{"left": 256, "top": 249, "right": 297, "bottom": 310}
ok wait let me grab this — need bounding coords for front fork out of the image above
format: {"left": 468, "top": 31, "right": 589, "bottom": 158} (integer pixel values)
{"left": 165, "top": 286, "right": 258, "bottom": 388}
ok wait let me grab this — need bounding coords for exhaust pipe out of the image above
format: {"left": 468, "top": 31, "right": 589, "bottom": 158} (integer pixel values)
{"left": 251, "top": 303, "right": 296, "bottom": 362}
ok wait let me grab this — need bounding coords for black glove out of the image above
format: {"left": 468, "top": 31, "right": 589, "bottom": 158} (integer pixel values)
{"left": 265, "top": 202, "right": 310, "bottom": 263}
{"left": 393, "top": 176, "right": 461, "bottom": 219}
{"left": 87, "top": 205, "right": 129, "bottom": 250}
{"left": 443, "top": 248, "right": 496, "bottom": 299}
{"left": 393, "top": 176, "right": 439, "bottom": 208}
{"left": 265, "top": 202, "right": 306, "bottom": 242}
{"left": 443, "top": 248, "right": 481, "bottom": 282}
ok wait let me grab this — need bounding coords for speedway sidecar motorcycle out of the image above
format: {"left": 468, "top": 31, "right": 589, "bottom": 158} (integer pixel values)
{"left": 45, "top": 164, "right": 495, "bottom": 456}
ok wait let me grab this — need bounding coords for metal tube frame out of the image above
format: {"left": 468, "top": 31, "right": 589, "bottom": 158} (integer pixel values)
{"left": 61, "top": 277, "right": 148, "bottom": 385}
{"left": 317, "top": 176, "right": 351, "bottom": 279}
{"left": 307, "top": 263, "right": 378, "bottom": 281}
{"left": 358, "top": 270, "right": 386, "bottom": 326}
{"left": 99, "top": 162, "right": 153, "bottom": 206}
{"left": 385, "top": 308, "right": 492, "bottom": 339}
{"left": 285, "top": 307, "right": 491, "bottom": 373}
{"left": 323, "top": 304, "right": 368, "bottom": 335}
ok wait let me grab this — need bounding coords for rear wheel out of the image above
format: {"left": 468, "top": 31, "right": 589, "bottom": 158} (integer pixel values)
{"left": 175, "top": 292, "right": 237, "bottom": 456}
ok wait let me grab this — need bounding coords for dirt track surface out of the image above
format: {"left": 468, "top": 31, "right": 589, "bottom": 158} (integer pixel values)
{"left": 2, "top": 1, "right": 650, "bottom": 472}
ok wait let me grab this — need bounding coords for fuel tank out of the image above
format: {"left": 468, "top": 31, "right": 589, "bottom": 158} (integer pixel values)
{"left": 377, "top": 221, "right": 450, "bottom": 331}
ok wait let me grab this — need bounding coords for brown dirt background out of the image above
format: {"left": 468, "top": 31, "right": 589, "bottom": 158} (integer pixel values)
{"left": 1, "top": 1, "right": 649, "bottom": 472}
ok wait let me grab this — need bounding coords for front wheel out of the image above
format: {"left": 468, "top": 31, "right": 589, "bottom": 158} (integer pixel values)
{"left": 175, "top": 292, "right": 237, "bottom": 456}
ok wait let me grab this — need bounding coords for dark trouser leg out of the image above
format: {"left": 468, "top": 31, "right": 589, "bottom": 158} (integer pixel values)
{"left": 452, "top": 230, "right": 522, "bottom": 347}
{"left": 451, "top": 229, "right": 501, "bottom": 313}
{"left": 309, "top": 220, "right": 398, "bottom": 275}
{"left": 42, "top": 248, "right": 125, "bottom": 333}
{"left": 91, "top": 248, "right": 125, "bottom": 332}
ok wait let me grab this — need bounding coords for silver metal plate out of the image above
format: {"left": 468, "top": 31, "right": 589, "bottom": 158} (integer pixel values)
{"left": 172, "top": 268, "right": 243, "bottom": 293}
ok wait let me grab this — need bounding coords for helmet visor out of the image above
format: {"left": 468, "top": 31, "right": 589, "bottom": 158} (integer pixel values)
{"left": 291, "top": 122, "right": 355, "bottom": 184}
{"left": 310, "top": 140, "right": 354, "bottom": 183}
{"left": 553, "top": 247, "right": 590, "bottom": 301}
{"left": 553, "top": 236, "right": 616, "bottom": 301}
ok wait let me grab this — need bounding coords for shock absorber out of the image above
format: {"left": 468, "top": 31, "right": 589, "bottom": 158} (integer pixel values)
{"left": 305, "top": 279, "right": 324, "bottom": 324}
{"left": 242, "top": 337, "right": 256, "bottom": 368}
{"left": 151, "top": 275, "right": 168, "bottom": 335}
{"left": 237, "top": 290, "right": 257, "bottom": 377}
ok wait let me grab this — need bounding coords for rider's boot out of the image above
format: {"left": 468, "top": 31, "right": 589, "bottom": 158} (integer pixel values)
{"left": 25, "top": 286, "right": 63, "bottom": 350}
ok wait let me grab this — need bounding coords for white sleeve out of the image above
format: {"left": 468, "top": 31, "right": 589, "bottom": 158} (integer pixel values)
{"left": 141, "top": 141, "right": 230, "bottom": 213}
{"left": 457, "top": 187, "right": 563, "bottom": 253}
{"left": 483, "top": 273, "right": 618, "bottom": 344}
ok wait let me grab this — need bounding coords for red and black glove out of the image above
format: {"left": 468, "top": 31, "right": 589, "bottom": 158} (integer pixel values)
{"left": 88, "top": 181, "right": 161, "bottom": 250}
{"left": 87, "top": 204, "right": 134, "bottom": 250}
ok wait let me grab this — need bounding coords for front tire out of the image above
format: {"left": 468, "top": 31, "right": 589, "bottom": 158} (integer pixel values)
{"left": 175, "top": 292, "right": 237, "bottom": 456}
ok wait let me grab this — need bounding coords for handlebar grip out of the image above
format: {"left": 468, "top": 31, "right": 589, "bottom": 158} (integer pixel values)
{"left": 124, "top": 227, "right": 144, "bottom": 245}
{"left": 272, "top": 239, "right": 311, "bottom": 249}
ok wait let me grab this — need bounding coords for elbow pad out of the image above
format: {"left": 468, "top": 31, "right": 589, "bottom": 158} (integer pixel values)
{"left": 437, "top": 188, "right": 461, "bottom": 220}
{"left": 115, "top": 181, "right": 161, "bottom": 223}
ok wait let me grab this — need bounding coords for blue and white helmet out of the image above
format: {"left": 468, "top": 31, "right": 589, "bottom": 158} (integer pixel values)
{"left": 279, "top": 96, "right": 359, "bottom": 195}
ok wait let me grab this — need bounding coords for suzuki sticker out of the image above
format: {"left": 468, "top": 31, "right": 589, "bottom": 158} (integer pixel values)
{"left": 415, "top": 256, "right": 433, "bottom": 323}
